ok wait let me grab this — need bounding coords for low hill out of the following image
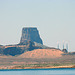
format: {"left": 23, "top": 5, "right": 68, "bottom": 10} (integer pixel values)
{"left": 19, "top": 49, "right": 64, "bottom": 58}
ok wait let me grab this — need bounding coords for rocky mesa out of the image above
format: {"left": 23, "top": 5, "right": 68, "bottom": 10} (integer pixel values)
{"left": 20, "top": 27, "right": 43, "bottom": 45}
{"left": 0, "top": 27, "right": 68, "bottom": 57}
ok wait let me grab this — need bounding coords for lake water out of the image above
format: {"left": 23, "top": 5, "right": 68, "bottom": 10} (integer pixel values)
{"left": 0, "top": 68, "right": 75, "bottom": 75}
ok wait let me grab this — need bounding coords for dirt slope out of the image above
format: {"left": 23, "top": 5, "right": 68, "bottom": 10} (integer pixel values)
{"left": 19, "top": 49, "right": 64, "bottom": 58}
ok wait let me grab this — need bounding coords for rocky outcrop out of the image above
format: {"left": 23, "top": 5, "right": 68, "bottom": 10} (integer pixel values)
{"left": 0, "top": 47, "right": 3, "bottom": 54}
{"left": 3, "top": 47, "right": 24, "bottom": 56}
{"left": 20, "top": 27, "right": 43, "bottom": 45}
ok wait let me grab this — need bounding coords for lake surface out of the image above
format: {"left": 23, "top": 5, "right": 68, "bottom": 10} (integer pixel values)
{"left": 0, "top": 68, "right": 75, "bottom": 75}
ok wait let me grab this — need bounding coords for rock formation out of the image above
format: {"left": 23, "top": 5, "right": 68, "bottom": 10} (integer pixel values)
{"left": 3, "top": 47, "right": 24, "bottom": 56}
{"left": 0, "top": 27, "right": 62, "bottom": 56}
{"left": 20, "top": 27, "right": 43, "bottom": 45}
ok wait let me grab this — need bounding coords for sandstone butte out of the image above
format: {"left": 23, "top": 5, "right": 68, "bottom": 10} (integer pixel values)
{"left": 19, "top": 49, "right": 64, "bottom": 58}
{"left": 0, "top": 27, "right": 68, "bottom": 56}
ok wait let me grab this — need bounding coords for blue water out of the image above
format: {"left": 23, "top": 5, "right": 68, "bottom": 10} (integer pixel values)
{"left": 0, "top": 68, "right": 75, "bottom": 75}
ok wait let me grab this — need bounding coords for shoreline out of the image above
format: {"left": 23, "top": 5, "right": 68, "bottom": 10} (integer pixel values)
{"left": 0, "top": 65, "right": 75, "bottom": 70}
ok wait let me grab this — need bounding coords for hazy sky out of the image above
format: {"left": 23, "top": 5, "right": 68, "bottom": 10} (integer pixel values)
{"left": 0, "top": 0, "right": 75, "bottom": 52}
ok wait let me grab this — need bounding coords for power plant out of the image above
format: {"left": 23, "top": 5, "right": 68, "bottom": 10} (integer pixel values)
{"left": 57, "top": 42, "right": 68, "bottom": 53}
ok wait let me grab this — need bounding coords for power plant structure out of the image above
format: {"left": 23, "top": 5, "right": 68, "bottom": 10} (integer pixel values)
{"left": 66, "top": 43, "right": 68, "bottom": 51}
{"left": 63, "top": 43, "right": 64, "bottom": 49}
{"left": 57, "top": 42, "right": 68, "bottom": 53}
{"left": 57, "top": 43, "right": 59, "bottom": 49}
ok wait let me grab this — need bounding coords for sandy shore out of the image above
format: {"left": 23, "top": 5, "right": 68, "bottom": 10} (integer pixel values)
{"left": 0, "top": 65, "right": 75, "bottom": 69}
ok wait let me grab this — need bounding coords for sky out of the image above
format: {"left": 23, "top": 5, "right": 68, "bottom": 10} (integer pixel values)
{"left": 0, "top": 0, "right": 75, "bottom": 52}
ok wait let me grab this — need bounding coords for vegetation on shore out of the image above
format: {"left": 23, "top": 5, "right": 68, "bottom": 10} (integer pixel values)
{"left": 0, "top": 63, "right": 75, "bottom": 70}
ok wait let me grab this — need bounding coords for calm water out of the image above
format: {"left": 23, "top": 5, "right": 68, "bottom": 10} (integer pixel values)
{"left": 0, "top": 68, "right": 75, "bottom": 75}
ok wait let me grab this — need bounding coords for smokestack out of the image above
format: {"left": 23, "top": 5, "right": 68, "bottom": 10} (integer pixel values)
{"left": 66, "top": 43, "right": 68, "bottom": 51}
{"left": 57, "top": 43, "right": 59, "bottom": 49}
{"left": 57, "top": 42, "right": 59, "bottom": 49}
{"left": 63, "top": 43, "right": 64, "bottom": 49}
{"left": 63, "top": 40, "right": 65, "bottom": 49}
